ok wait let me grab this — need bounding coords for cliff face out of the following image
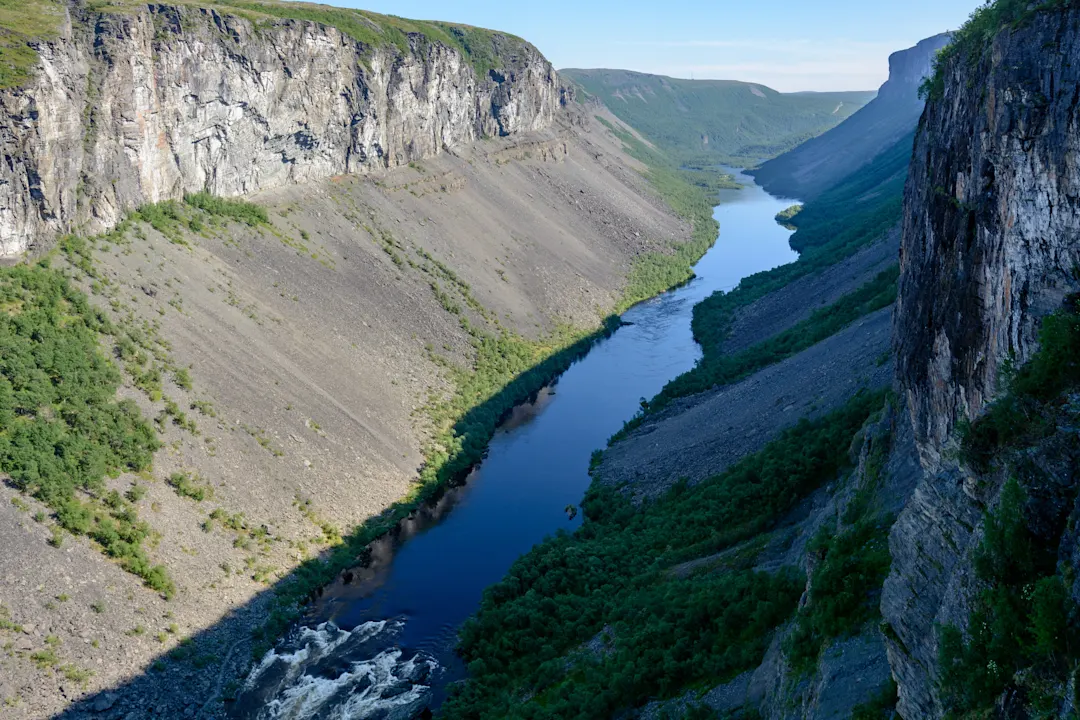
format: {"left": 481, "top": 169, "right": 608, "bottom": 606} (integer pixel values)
{"left": 0, "top": 4, "right": 560, "bottom": 257}
{"left": 887, "top": 7, "right": 1080, "bottom": 717}
{"left": 751, "top": 33, "right": 950, "bottom": 200}
{"left": 894, "top": 12, "right": 1080, "bottom": 471}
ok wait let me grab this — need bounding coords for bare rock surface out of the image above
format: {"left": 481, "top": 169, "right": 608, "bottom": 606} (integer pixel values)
{"left": 0, "top": 4, "right": 561, "bottom": 256}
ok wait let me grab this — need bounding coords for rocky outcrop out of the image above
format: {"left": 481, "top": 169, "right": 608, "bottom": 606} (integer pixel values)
{"left": 0, "top": 3, "right": 561, "bottom": 257}
{"left": 894, "top": 9, "right": 1080, "bottom": 471}
{"left": 752, "top": 33, "right": 950, "bottom": 200}
{"left": 886, "top": 5, "right": 1080, "bottom": 717}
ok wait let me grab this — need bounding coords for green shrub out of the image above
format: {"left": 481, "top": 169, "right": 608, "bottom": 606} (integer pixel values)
{"left": 0, "top": 0, "right": 64, "bottom": 90}
{"left": 919, "top": 0, "right": 1075, "bottom": 102}
{"left": 183, "top": 192, "right": 269, "bottom": 227}
{"left": 938, "top": 479, "right": 1075, "bottom": 713}
{"left": 439, "top": 390, "right": 884, "bottom": 718}
{"left": 786, "top": 518, "right": 892, "bottom": 670}
{"left": 0, "top": 262, "right": 170, "bottom": 596}
{"left": 961, "top": 305, "right": 1080, "bottom": 470}
{"left": 775, "top": 204, "right": 803, "bottom": 228}
{"left": 166, "top": 472, "right": 210, "bottom": 502}
{"left": 173, "top": 367, "right": 193, "bottom": 391}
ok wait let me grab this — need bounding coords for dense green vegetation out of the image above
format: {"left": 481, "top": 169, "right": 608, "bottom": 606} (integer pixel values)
{"left": 590, "top": 116, "right": 726, "bottom": 311}
{"left": 620, "top": 266, "right": 897, "bottom": 425}
{"left": 921, "top": 0, "right": 1077, "bottom": 102}
{"left": 940, "top": 303, "right": 1080, "bottom": 714}
{"left": 566, "top": 69, "right": 874, "bottom": 166}
{"left": 0, "top": 260, "right": 169, "bottom": 596}
{"left": 438, "top": 390, "right": 885, "bottom": 719}
{"left": 782, "top": 131, "right": 912, "bottom": 255}
{"left": 183, "top": 192, "right": 269, "bottom": 227}
{"left": 786, "top": 518, "right": 892, "bottom": 670}
{"left": 774, "top": 204, "right": 802, "bottom": 229}
{"left": 960, "top": 303, "right": 1080, "bottom": 471}
{"left": 938, "top": 480, "right": 1075, "bottom": 713}
{"left": 0, "top": 0, "right": 63, "bottom": 89}
{"left": 781, "top": 408, "right": 894, "bottom": 673}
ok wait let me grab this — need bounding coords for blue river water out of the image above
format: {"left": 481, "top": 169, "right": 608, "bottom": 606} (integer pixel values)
{"left": 236, "top": 171, "right": 799, "bottom": 719}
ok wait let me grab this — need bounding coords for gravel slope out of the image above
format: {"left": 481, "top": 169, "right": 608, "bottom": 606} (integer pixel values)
{"left": 722, "top": 228, "right": 898, "bottom": 354}
{"left": 0, "top": 107, "right": 691, "bottom": 719}
{"left": 596, "top": 307, "right": 893, "bottom": 499}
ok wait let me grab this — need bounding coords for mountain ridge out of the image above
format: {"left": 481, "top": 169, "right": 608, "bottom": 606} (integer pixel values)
{"left": 750, "top": 32, "right": 951, "bottom": 199}
{"left": 561, "top": 67, "right": 875, "bottom": 165}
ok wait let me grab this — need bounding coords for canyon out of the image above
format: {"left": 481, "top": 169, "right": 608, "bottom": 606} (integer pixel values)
{"left": 1, "top": 1, "right": 1080, "bottom": 719}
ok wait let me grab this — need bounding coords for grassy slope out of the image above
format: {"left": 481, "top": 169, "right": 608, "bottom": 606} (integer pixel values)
{"left": 0, "top": 0, "right": 63, "bottom": 89}
{"left": 563, "top": 69, "right": 875, "bottom": 165}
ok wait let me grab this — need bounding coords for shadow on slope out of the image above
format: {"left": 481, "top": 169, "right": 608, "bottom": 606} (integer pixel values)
{"left": 51, "top": 315, "right": 624, "bottom": 719}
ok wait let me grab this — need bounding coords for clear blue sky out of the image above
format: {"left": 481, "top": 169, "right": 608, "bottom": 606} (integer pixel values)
{"left": 332, "top": 0, "right": 981, "bottom": 92}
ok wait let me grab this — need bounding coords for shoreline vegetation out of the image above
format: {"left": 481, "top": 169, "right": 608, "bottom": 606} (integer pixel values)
{"left": 2, "top": 108, "right": 735, "bottom": 665}
{"left": 439, "top": 388, "right": 888, "bottom": 718}
{"left": 609, "top": 128, "right": 912, "bottom": 440}
{"left": 436, "top": 122, "right": 911, "bottom": 718}
{"left": 252, "top": 114, "right": 736, "bottom": 655}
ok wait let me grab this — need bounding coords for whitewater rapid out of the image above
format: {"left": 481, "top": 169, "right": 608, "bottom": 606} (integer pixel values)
{"left": 238, "top": 620, "right": 438, "bottom": 720}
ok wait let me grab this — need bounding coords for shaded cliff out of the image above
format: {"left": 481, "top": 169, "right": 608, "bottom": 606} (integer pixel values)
{"left": 886, "top": 2, "right": 1080, "bottom": 717}
{"left": 752, "top": 33, "right": 950, "bottom": 200}
{"left": 0, "top": 1, "right": 561, "bottom": 257}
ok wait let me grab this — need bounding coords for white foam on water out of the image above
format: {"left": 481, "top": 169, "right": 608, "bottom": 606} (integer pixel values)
{"left": 266, "top": 648, "right": 435, "bottom": 719}
{"left": 244, "top": 621, "right": 386, "bottom": 692}
{"left": 242, "top": 619, "right": 438, "bottom": 719}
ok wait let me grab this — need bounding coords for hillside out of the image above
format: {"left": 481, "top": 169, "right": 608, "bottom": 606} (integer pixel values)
{"left": 751, "top": 33, "right": 951, "bottom": 199}
{"left": 0, "top": 0, "right": 559, "bottom": 257}
{"left": 560, "top": 69, "right": 875, "bottom": 166}
{"left": 0, "top": 3, "right": 716, "bottom": 716}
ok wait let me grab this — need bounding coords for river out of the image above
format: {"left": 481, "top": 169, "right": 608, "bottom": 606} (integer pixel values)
{"left": 234, "top": 170, "right": 799, "bottom": 719}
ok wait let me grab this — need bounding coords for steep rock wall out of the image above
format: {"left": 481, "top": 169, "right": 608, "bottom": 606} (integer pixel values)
{"left": 887, "top": 6, "right": 1080, "bottom": 717}
{"left": 0, "top": 3, "right": 560, "bottom": 256}
{"left": 895, "top": 10, "right": 1080, "bottom": 471}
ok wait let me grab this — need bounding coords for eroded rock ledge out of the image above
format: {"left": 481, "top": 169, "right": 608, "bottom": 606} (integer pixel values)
{"left": 0, "top": 3, "right": 562, "bottom": 256}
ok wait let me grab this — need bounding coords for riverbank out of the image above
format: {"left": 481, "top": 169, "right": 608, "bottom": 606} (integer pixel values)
{"left": 231, "top": 169, "right": 803, "bottom": 718}
{"left": 0, "top": 106, "right": 704, "bottom": 718}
